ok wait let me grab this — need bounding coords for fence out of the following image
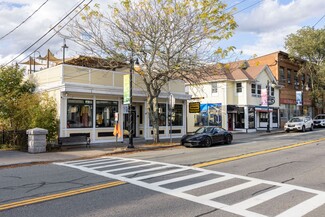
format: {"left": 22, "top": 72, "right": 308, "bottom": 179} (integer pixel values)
{"left": 0, "top": 130, "right": 28, "bottom": 150}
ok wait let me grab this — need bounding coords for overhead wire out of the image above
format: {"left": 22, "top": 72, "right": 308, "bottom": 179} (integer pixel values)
{"left": 225, "top": 0, "right": 248, "bottom": 11}
{"left": 4, "top": 0, "right": 87, "bottom": 66}
{"left": 232, "top": 0, "right": 264, "bottom": 16}
{"left": 19, "top": 0, "right": 93, "bottom": 65}
{"left": 313, "top": 14, "right": 325, "bottom": 28}
{"left": 0, "top": 0, "right": 49, "bottom": 40}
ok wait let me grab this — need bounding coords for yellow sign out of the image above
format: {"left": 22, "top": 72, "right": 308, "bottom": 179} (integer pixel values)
{"left": 189, "top": 102, "right": 200, "bottom": 113}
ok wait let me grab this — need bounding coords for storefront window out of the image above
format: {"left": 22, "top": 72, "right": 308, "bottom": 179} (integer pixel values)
{"left": 272, "top": 109, "right": 278, "bottom": 124}
{"left": 171, "top": 104, "right": 183, "bottom": 126}
{"left": 96, "top": 100, "right": 118, "bottom": 128}
{"left": 194, "top": 103, "right": 222, "bottom": 127}
{"left": 150, "top": 104, "right": 166, "bottom": 126}
{"left": 67, "top": 99, "right": 93, "bottom": 128}
{"left": 235, "top": 107, "right": 244, "bottom": 128}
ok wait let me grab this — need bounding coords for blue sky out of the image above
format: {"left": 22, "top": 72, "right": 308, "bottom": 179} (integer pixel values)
{"left": 0, "top": 0, "right": 324, "bottom": 65}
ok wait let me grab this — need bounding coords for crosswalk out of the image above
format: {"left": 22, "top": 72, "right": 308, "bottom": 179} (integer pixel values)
{"left": 55, "top": 157, "right": 325, "bottom": 217}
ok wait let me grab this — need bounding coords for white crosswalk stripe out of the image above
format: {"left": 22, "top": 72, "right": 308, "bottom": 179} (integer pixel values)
{"left": 55, "top": 157, "right": 325, "bottom": 217}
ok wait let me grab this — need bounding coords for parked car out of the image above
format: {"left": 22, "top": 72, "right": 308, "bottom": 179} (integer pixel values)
{"left": 284, "top": 116, "right": 314, "bottom": 132}
{"left": 180, "top": 126, "right": 232, "bottom": 147}
{"left": 313, "top": 114, "right": 325, "bottom": 127}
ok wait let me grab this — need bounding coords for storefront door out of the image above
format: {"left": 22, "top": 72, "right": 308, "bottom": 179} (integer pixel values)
{"left": 123, "top": 106, "right": 136, "bottom": 137}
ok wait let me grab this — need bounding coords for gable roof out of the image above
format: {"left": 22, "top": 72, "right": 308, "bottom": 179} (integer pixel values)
{"left": 206, "top": 61, "right": 269, "bottom": 82}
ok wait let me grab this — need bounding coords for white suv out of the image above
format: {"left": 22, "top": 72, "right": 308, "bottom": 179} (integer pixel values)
{"left": 284, "top": 116, "right": 314, "bottom": 132}
{"left": 313, "top": 114, "right": 325, "bottom": 127}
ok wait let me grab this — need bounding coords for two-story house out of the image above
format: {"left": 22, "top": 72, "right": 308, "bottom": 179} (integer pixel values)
{"left": 186, "top": 61, "right": 280, "bottom": 133}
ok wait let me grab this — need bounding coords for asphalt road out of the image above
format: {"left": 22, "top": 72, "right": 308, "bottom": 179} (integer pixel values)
{"left": 1, "top": 128, "right": 325, "bottom": 217}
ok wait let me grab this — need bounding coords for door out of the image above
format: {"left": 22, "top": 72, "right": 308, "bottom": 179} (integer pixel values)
{"left": 228, "top": 114, "right": 233, "bottom": 131}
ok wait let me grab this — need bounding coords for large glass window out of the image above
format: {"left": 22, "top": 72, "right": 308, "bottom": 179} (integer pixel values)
{"left": 235, "top": 107, "right": 244, "bottom": 128}
{"left": 150, "top": 103, "right": 166, "bottom": 126}
{"left": 279, "top": 67, "right": 285, "bottom": 84}
{"left": 251, "top": 84, "right": 256, "bottom": 95}
{"left": 67, "top": 99, "right": 93, "bottom": 128}
{"left": 171, "top": 104, "right": 183, "bottom": 126}
{"left": 211, "top": 83, "right": 218, "bottom": 93}
{"left": 236, "top": 83, "right": 242, "bottom": 93}
{"left": 96, "top": 100, "right": 118, "bottom": 128}
{"left": 257, "top": 84, "right": 261, "bottom": 95}
{"left": 287, "top": 69, "right": 291, "bottom": 84}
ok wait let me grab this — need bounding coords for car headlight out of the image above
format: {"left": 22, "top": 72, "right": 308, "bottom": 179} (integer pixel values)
{"left": 284, "top": 123, "right": 288, "bottom": 127}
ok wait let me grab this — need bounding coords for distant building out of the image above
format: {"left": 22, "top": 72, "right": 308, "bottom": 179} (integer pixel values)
{"left": 248, "top": 51, "right": 313, "bottom": 127}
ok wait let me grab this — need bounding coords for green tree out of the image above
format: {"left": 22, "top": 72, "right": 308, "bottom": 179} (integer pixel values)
{"left": 63, "top": 0, "right": 237, "bottom": 143}
{"left": 0, "top": 66, "right": 58, "bottom": 147}
{"left": 285, "top": 27, "right": 325, "bottom": 114}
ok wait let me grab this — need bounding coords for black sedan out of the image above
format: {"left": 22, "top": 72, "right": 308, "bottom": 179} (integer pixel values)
{"left": 180, "top": 126, "right": 233, "bottom": 147}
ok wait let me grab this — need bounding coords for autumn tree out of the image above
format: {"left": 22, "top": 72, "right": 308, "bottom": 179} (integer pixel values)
{"left": 63, "top": 0, "right": 237, "bottom": 143}
{"left": 285, "top": 27, "right": 325, "bottom": 114}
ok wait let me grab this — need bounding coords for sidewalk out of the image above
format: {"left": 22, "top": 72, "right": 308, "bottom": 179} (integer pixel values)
{"left": 0, "top": 129, "right": 284, "bottom": 168}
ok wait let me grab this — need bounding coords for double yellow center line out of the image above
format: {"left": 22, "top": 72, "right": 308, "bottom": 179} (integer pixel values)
{"left": 0, "top": 181, "right": 125, "bottom": 211}
{"left": 1, "top": 137, "right": 324, "bottom": 211}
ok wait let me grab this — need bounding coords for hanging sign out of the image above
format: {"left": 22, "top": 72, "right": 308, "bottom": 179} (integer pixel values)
{"left": 189, "top": 102, "right": 200, "bottom": 113}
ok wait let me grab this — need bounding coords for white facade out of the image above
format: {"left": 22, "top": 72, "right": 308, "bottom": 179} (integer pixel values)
{"left": 30, "top": 64, "right": 190, "bottom": 143}
{"left": 187, "top": 65, "right": 280, "bottom": 133}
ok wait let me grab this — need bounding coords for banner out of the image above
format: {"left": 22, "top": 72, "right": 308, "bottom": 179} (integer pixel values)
{"left": 261, "top": 89, "right": 267, "bottom": 106}
{"left": 123, "top": 74, "right": 130, "bottom": 104}
{"left": 296, "top": 91, "right": 302, "bottom": 106}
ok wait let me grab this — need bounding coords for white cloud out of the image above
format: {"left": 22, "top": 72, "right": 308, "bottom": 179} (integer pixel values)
{"left": 230, "top": 0, "right": 325, "bottom": 58}
{"left": 240, "top": 25, "right": 300, "bottom": 56}
{"left": 0, "top": 0, "right": 109, "bottom": 65}
{"left": 237, "top": 0, "right": 325, "bottom": 33}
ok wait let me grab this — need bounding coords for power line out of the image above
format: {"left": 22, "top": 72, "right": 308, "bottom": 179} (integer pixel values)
{"left": 313, "top": 14, "right": 325, "bottom": 28}
{"left": 232, "top": 0, "right": 264, "bottom": 16}
{"left": 225, "top": 0, "right": 249, "bottom": 11}
{"left": 19, "top": 0, "right": 93, "bottom": 64}
{"left": 4, "top": 0, "right": 87, "bottom": 66}
{"left": 0, "top": 0, "right": 49, "bottom": 41}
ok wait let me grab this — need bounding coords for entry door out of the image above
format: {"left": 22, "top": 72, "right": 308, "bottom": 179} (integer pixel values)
{"left": 228, "top": 114, "right": 233, "bottom": 131}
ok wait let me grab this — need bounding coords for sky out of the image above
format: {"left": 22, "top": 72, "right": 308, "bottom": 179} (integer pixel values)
{"left": 0, "top": 0, "right": 324, "bottom": 65}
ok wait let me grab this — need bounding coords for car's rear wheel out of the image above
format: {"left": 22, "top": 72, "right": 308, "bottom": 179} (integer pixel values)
{"left": 205, "top": 137, "right": 212, "bottom": 147}
{"left": 225, "top": 135, "right": 232, "bottom": 144}
{"left": 302, "top": 125, "right": 306, "bottom": 132}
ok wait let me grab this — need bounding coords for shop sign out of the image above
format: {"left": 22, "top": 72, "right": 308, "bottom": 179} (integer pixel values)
{"left": 189, "top": 102, "right": 200, "bottom": 113}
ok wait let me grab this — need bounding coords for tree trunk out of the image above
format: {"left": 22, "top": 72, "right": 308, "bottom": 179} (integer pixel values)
{"left": 147, "top": 95, "right": 160, "bottom": 143}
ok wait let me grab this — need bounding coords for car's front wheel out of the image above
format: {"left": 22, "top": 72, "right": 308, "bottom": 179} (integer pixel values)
{"left": 225, "top": 135, "right": 232, "bottom": 144}
{"left": 302, "top": 125, "right": 306, "bottom": 132}
{"left": 205, "top": 137, "right": 212, "bottom": 147}
{"left": 310, "top": 124, "right": 314, "bottom": 131}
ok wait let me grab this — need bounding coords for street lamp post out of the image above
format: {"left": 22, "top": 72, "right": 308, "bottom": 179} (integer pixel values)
{"left": 127, "top": 54, "right": 140, "bottom": 149}
{"left": 266, "top": 80, "right": 276, "bottom": 133}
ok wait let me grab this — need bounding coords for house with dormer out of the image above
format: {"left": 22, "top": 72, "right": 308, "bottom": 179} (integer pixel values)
{"left": 186, "top": 61, "right": 280, "bottom": 133}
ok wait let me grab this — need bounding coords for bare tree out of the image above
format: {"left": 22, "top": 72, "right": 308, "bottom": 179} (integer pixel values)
{"left": 62, "top": 0, "right": 237, "bottom": 143}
